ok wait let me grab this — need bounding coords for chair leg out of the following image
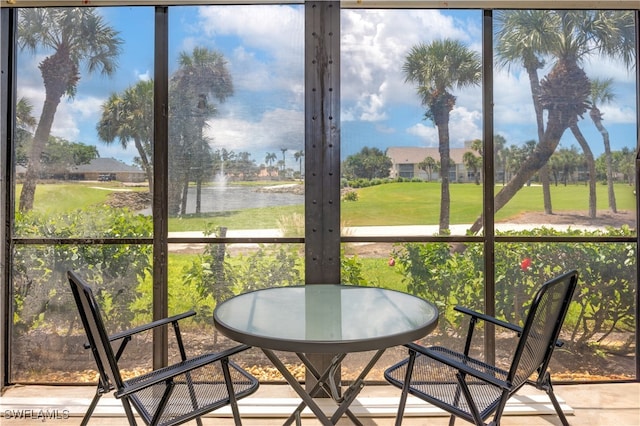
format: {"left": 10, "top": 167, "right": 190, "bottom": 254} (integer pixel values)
{"left": 456, "top": 372, "right": 484, "bottom": 426}
{"left": 539, "top": 373, "right": 570, "bottom": 426}
{"left": 221, "top": 358, "right": 243, "bottom": 426}
{"left": 448, "top": 414, "right": 457, "bottom": 426}
{"left": 395, "top": 350, "right": 418, "bottom": 426}
{"left": 80, "top": 390, "right": 103, "bottom": 426}
{"left": 121, "top": 397, "right": 138, "bottom": 425}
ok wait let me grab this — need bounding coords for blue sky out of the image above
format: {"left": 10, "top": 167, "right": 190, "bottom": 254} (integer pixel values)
{"left": 16, "top": 6, "right": 638, "bottom": 168}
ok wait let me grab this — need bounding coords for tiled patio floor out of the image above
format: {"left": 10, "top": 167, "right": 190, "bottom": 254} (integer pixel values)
{"left": 1, "top": 382, "right": 638, "bottom": 425}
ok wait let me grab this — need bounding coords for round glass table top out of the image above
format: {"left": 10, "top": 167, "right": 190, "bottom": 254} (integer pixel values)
{"left": 214, "top": 284, "right": 439, "bottom": 353}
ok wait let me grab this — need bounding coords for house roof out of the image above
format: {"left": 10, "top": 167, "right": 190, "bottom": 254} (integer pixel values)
{"left": 386, "top": 146, "right": 476, "bottom": 164}
{"left": 71, "top": 158, "right": 143, "bottom": 173}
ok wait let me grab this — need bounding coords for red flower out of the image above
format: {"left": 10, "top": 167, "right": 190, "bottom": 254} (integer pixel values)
{"left": 520, "top": 258, "right": 532, "bottom": 271}
{"left": 388, "top": 257, "right": 395, "bottom": 267}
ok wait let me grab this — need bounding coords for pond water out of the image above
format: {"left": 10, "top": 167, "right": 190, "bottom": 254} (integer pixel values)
{"left": 181, "top": 185, "right": 303, "bottom": 214}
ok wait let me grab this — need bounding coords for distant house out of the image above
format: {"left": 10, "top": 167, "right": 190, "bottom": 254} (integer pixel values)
{"left": 15, "top": 164, "right": 26, "bottom": 178}
{"left": 386, "top": 146, "right": 479, "bottom": 183}
{"left": 69, "top": 158, "right": 146, "bottom": 183}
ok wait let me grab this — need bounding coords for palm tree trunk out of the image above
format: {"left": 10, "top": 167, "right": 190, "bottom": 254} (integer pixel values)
{"left": 437, "top": 122, "right": 451, "bottom": 234}
{"left": 134, "top": 138, "right": 153, "bottom": 196}
{"left": 180, "top": 176, "right": 189, "bottom": 216}
{"left": 591, "top": 110, "right": 617, "bottom": 213}
{"left": 540, "top": 165, "right": 553, "bottom": 214}
{"left": 527, "top": 64, "right": 553, "bottom": 215}
{"left": 19, "top": 87, "right": 63, "bottom": 212}
{"left": 195, "top": 178, "right": 202, "bottom": 215}
{"left": 570, "top": 124, "right": 597, "bottom": 218}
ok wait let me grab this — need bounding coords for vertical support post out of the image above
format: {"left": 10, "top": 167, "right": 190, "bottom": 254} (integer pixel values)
{"left": 482, "top": 9, "right": 496, "bottom": 366}
{"left": 153, "top": 6, "right": 169, "bottom": 370}
{"left": 0, "top": 7, "right": 16, "bottom": 388}
{"left": 635, "top": 9, "right": 640, "bottom": 382}
{"left": 305, "top": 1, "right": 341, "bottom": 394}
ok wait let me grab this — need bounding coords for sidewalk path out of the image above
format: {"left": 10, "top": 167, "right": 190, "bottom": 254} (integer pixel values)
{"left": 168, "top": 222, "right": 606, "bottom": 252}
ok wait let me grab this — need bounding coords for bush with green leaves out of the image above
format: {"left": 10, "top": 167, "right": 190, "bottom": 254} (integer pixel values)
{"left": 185, "top": 239, "right": 304, "bottom": 320}
{"left": 183, "top": 241, "right": 371, "bottom": 323}
{"left": 13, "top": 207, "right": 152, "bottom": 332}
{"left": 341, "top": 251, "right": 369, "bottom": 286}
{"left": 392, "top": 226, "right": 636, "bottom": 346}
{"left": 341, "top": 189, "right": 359, "bottom": 202}
{"left": 392, "top": 241, "right": 484, "bottom": 333}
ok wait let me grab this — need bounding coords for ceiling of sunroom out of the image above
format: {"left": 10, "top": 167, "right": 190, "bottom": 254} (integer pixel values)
{"left": 0, "top": 0, "right": 638, "bottom": 10}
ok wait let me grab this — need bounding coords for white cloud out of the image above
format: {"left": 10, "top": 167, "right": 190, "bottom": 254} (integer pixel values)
{"left": 195, "top": 5, "right": 304, "bottom": 96}
{"left": 406, "top": 105, "right": 481, "bottom": 148}
{"left": 407, "top": 123, "right": 438, "bottom": 147}
{"left": 204, "top": 106, "right": 304, "bottom": 162}
{"left": 16, "top": 89, "right": 82, "bottom": 143}
{"left": 341, "top": 9, "right": 481, "bottom": 123}
{"left": 48, "top": 106, "right": 81, "bottom": 141}
{"left": 136, "top": 70, "right": 151, "bottom": 81}
{"left": 449, "top": 107, "right": 482, "bottom": 145}
{"left": 598, "top": 105, "right": 637, "bottom": 124}
{"left": 12, "top": 6, "right": 636, "bottom": 165}
{"left": 584, "top": 57, "right": 636, "bottom": 84}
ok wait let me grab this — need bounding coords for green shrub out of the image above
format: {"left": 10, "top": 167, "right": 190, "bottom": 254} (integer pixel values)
{"left": 393, "top": 226, "right": 636, "bottom": 344}
{"left": 342, "top": 189, "right": 359, "bottom": 202}
{"left": 13, "top": 207, "right": 152, "bottom": 331}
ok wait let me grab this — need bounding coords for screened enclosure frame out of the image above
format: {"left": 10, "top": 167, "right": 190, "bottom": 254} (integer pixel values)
{"left": 1, "top": 0, "right": 639, "bottom": 390}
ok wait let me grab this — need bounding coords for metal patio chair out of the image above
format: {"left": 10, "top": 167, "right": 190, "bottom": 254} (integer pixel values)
{"left": 384, "top": 269, "right": 578, "bottom": 426}
{"left": 67, "top": 270, "right": 259, "bottom": 426}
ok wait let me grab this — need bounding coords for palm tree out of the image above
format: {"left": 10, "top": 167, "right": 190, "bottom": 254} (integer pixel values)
{"left": 495, "top": 10, "right": 557, "bottom": 214}
{"left": 493, "top": 134, "right": 507, "bottom": 185}
{"left": 16, "top": 97, "right": 37, "bottom": 130}
{"left": 403, "top": 39, "right": 481, "bottom": 233}
{"left": 589, "top": 78, "right": 617, "bottom": 213}
{"left": 555, "top": 146, "right": 581, "bottom": 186}
{"left": 97, "top": 80, "right": 154, "bottom": 195}
{"left": 15, "top": 98, "right": 37, "bottom": 166}
{"left": 469, "top": 10, "right": 635, "bottom": 234}
{"left": 503, "top": 140, "right": 536, "bottom": 184}
{"left": 463, "top": 151, "right": 481, "bottom": 185}
{"left": 569, "top": 123, "right": 597, "bottom": 217}
{"left": 418, "top": 156, "right": 438, "bottom": 182}
{"left": 169, "top": 47, "right": 233, "bottom": 215}
{"left": 280, "top": 148, "right": 288, "bottom": 177}
{"left": 17, "top": 8, "right": 122, "bottom": 211}
{"left": 265, "top": 152, "right": 277, "bottom": 179}
{"left": 294, "top": 150, "right": 304, "bottom": 178}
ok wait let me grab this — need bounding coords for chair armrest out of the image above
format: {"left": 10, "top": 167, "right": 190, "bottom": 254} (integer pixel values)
{"left": 84, "top": 311, "right": 197, "bottom": 350}
{"left": 404, "top": 342, "right": 511, "bottom": 391}
{"left": 116, "top": 344, "right": 252, "bottom": 397}
{"left": 455, "top": 306, "right": 522, "bottom": 334}
{"left": 454, "top": 306, "right": 563, "bottom": 347}
{"left": 108, "top": 311, "right": 196, "bottom": 342}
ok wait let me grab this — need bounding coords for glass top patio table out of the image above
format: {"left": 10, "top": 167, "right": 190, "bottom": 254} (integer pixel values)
{"left": 213, "top": 284, "right": 439, "bottom": 354}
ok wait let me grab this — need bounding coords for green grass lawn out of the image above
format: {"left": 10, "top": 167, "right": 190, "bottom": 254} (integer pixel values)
{"left": 15, "top": 181, "right": 147, "bottom": 215}
{"left": 16, "top": 180, "right": 636, "bottom": 230}
{"left": 168, "top": 205, "right": 304, "bottom": 232}
{"left": 16, "top": 182, "right": 113, "bottom": 214}
{"left": 357, "top": 257, "right": 405, "bottom": 290}
{"left": 342, "top": 181, "right": 636, "bottom": 226}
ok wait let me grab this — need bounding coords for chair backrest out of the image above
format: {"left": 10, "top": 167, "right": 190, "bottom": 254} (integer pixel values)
{"left": 507, "top": 270, "right": 578, "bottom": 388}
{"left": 68, "top": 270, "right": 125, "bottom": 392}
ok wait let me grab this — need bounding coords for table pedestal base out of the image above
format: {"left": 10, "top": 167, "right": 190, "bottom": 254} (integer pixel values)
{"left": 261, "top": 348, "right": 386, "bottom": 426}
